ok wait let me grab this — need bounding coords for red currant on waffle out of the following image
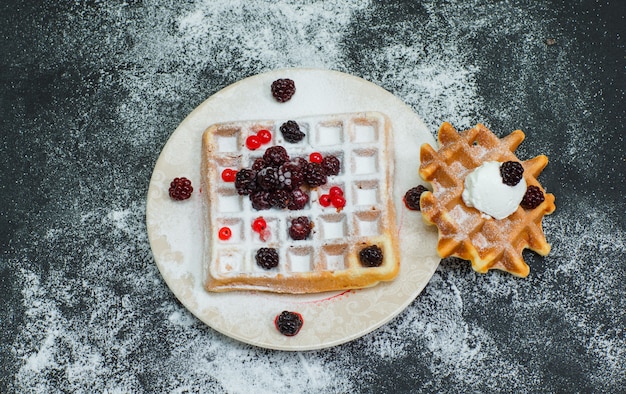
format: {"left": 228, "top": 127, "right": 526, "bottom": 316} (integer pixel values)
{"left": 221, "top": 169, "right": 237, "bottom": 182}
{"left": 252, "top": 217, "right": 267, "bottom": 233}
{"left": 329, "top": 186, "right": 343, "bottom": 197}
{"left": 319, "top": 194, "right": 331, "bottom": 207}
{"left": 309, "top": 152, "right": 323, "bottom": 163}
{"left": 246, "top": 135, "right": 261, "bottom": 150}
{"left": 257, "top": 129, "right": 272, "bottom": 144}
{"left": 331, "top": 195, "right": 346, "bottom": 210}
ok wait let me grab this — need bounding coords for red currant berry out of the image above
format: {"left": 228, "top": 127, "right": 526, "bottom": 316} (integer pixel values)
{"left": 252, "top": 217, "right": 267, "bottom": 233}
{"left": 221, "top": 169, "right": 237, "bottom": 182}
{"left": 331, "top": 195, "right": 346, "bottom": 209}
{"left": 218, "top": 227, "right": 232, "bottom": 240}
{"left": 257, "top": 129, "right": 272, "bottom": 144}
{"left": 246, "top": 135, "right": 262, "bottom": 150}
{"left": 319, "top": 194, "right": 331, "bottom": 207}
{"left": 329, "top": 186, "right": 343, "bottom": 197}
{"left": 309, "top": 152, "right": 323, "bottom": 163}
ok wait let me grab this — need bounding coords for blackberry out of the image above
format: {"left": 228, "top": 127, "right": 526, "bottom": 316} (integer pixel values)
{"left": 275, "top": 311, "right": 303, "bottom": 336}
{"left": 520, "top": 185, "right": 545, "bottom": 209}
{"left": 280, "top": 120, "right": 305, "bottom": 143}
{"left": 263, "top": 145, "right": 290, "bottom": 167}
{"left": 256, "top": 167, "right": 280, "bottom": 191}
{"left": 304, "top": 162, "right": 327, "bottom": 187}
{"left": 321, "top": 155, "right": 341, "bottom": 176}
{"left": 269, "top": 189, "right": 290, "bottom": 209}
{"left": 359, "top": 245, "right": 384, "bottom": 267}
{"left": 235, "top": 169, "right": 257, "bottom": 195}
{"left": 289, "top": 216, "right": 312, "bottom": 240}
{"left": 500, "top": 161, "right": 524, "bottom": 186}
{"left": 291, "top": 156, "right": 308, "bottom": 169}
{"left": 251, "top": 157, "right": 267, "bottom": 171}
{"left": 278, "top": 162, "right": 305, "bottom": 190}
{"left": 169, "top": 177, "right": 193, "bottom": 200}
{"left": 271, "top": 78, "right": 296, "bottom": 103}
{"left": 288, "top": 189, "right": 309, "bottom": 210}
{"left": 250, "top": 190, "right": 272, "bottom": 210}
{"left": 404, "top": 185, "right": 428, "bottom": 211}
{"left": 256, "top": 248, "right": 279, "bottom": 269}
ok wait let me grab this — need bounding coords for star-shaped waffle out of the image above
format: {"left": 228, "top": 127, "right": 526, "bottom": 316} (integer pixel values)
{"left": 419, "top": 122, "right": 556, "bottom": 277}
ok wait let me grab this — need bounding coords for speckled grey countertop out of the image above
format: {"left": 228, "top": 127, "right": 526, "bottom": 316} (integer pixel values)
{"left": 1, "top": 1, "right": 624, "bottom": 392}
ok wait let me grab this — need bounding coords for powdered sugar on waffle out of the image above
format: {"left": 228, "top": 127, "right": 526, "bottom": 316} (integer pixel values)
{"left": 203, "top": 112, "right": 397, "bottom": 292}
{"left": 7, "top": 1, "right": 624, "bottom": 393}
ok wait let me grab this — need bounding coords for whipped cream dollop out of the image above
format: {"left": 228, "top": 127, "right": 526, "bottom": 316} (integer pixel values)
{"left": 461, "top": 161, "right": 526, "bottom": 220}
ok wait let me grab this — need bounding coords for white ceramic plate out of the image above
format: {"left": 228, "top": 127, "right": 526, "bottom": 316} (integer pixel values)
{"left": 146, "top": 68, "right": 440, "bottom": 351}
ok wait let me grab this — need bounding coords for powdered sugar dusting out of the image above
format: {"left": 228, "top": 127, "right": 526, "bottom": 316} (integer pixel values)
{"left": 5, "top": 0, "right": 623, "bottom": 392}
{"left": 403, "top": 200, "right": 625, "bottom": 391}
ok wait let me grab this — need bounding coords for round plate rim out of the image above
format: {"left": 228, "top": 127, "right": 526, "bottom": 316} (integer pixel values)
{"left": 146, "top": 68, "right": 440, "bottom": 351}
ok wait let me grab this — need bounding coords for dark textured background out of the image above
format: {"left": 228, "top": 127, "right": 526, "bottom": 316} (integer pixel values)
{"left": 1, "top": 1, "right": 624, "bottom": 392}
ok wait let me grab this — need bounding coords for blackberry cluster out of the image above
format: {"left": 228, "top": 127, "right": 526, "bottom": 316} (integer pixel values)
{"left": 256, "top": 167, "right": 279, "bottom": 190}
{"left": 304, "top": 162, "right": 327, "bottom": 187}
{"left": 278, "top": 162, "right": 305, "bottom": 191}
{"left": 321, "top": 155, "right": 341, "bottom": 176}
{"left": 271, "top": 78, "right": 296, "bottom": 103}
{"left": 269, "top": 190, "right": 290, "bottom": 209}
{"left": 169, "top": 177, "right": 193, "bottom": 200}
{"left": 263, "top": 146, "right": 290, "bottom": 167}
{"left": 234, "top": 145, "right": 340, "bottom": 211}
{"left": 500, "top": 161, "right": 524, "bottom": 186}
{"left": 280, "top": 120, "right": 305, "bottom": 143}
{"left": 521, "top": 185, "right": 545, "bottom": 209}
{"left": 235, "top": 169, "right": 257, "bottom": 195}
{"left": 251, "top": 157, "right": 267, "bottom": 171}
{"left": 291, "top": 157, "right": 308, "bottom": 168}
{"left": 275, "top": 311, "right": 303, "bottom": 336}
{"left": 255, "top": 248, "right": 279, "bottom": 269}
{"left": 288, "top": 189, "right": 309, "bottom": 210}
{"left": 289, "top": 216, "right": 312, "bottom": 240}
{"left": 250, "top": 190, "right": 272, "bottom": 210}
{"left": 359, "top": 245, "right": 384, "bottom": 267}
{"left": 404, "top": 185, "right": 428, "bottom": 211}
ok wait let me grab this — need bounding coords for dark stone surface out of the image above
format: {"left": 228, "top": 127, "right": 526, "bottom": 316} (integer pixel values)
{"left": 1, "top": 1, "right": 624, "bottom": 392}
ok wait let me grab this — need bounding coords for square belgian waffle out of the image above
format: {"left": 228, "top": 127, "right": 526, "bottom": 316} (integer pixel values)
{"left": 201, "top": 112, "right": 400, "bottom": 293}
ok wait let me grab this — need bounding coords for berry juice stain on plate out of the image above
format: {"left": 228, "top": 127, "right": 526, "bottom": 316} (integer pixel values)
{"left": 146, "top": 68, "right": 440, "bottom": 351}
